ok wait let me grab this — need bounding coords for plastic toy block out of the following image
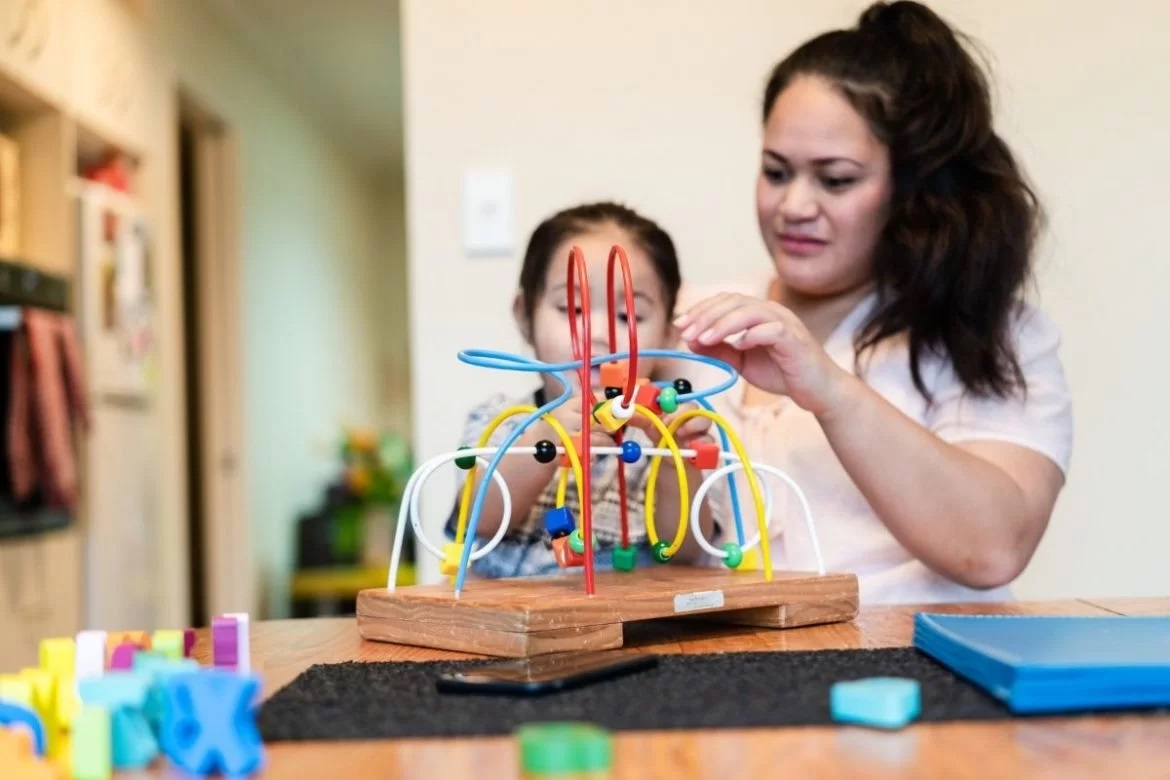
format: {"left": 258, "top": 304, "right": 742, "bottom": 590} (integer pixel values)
{"left": 515, "top": 722, "right": 613, "bottom": 776}
{"left": 71, "top": 706, "right": 111, "bottom": 780}
{"left": 551, "top": 535, "right": 584, "bottom": 568}
{"left": 131, "top": 657, "right": 199, "bottom": 729}
{"left": 151, "top": 630, "right": 184, "bottom": 661}
{"left": 439, "top": 542, "right": 464, "bottom": 576}
{"left": 543, "top": 507, "right": 575, "bottom": 538}
{"left": 0, "top": 727, "right": 56, "bottom": 780}
{"left": 633, "top": 382, "right": 662, "bottom": 415}
{"left": 38, "top": 638, "right": 74, "bottom": 678}
{"left": 688, "top": 440, "right": 721, "bottom": 470}
{"left": 78, "top": 672, "right": 157, "bottom": 769}
{"left": 53, "top": 677, "right": 78, "bottom": 730}
{"left": 830, "top": 677, "right": 921, "bottom": 729}
{"left": 558, "top": 433, "right": 584, "bottom": 467}
{"left": 212, "top": 616, "right": 239, "bottom": 668}
{"left": 612, "top": 545, "right": 638, "bottom": 571}
{"left": 160, "top": 670, "right": 264, "bottom": 776}
{"left": 109, "top": 643, "right": 138, "bottom": 671}
{"left": 0, "top": 675, "right": 33, "bottom": 707}
{"left": 599, "top": 360, "right": 629, "bottom": 389}
{"left": 223, "top": 613, "right": 252, "bottom": 674}
{"left": 0, "top": 702, "right": 46, "bottom": 755}
{"left": 107, "top": 632, "right": 150, "bottom": 654}
{"left": 17, "top": 670, "right": 56, "bottom": 755}
{"left": 75, "top": 631, "right": 107, "bottom": 680}
{"left": 184, "top": 629, "right": 196, "bottom": 658}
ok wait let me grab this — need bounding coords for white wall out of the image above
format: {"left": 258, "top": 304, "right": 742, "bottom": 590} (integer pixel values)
{"left": 153, "top": 1, "right": 389, "bottom": 617}
{"left": 401, "top": 0, "right": 1170, "bottom": 596}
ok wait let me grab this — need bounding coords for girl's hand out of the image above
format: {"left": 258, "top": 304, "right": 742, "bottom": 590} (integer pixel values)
{"left": 528, "top": 395, "right": 612, "bottom": 449}
{"left": 674, "top": 293, "right": 854, "bottom": 418}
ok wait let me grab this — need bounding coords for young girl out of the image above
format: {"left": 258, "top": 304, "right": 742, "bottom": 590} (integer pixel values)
{"left": 664, "top": 1, "right": 1074, "bottom": 604}
{"left": 446, "top": 201, "right": 699, "bottom": 578}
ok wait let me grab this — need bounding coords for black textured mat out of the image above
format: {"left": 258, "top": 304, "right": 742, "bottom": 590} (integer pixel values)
{"left": 258, "top": 647, "right": 1032, "bottom": 741}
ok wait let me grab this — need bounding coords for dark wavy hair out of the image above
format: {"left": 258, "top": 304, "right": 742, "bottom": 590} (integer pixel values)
{"left": 517, "top": 201, "right": 681, "bottom": 324}
{"left": 763, "top": 1, "right": 1041, "bottom": 401}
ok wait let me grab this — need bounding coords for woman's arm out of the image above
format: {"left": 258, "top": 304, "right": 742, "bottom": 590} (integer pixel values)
{"left": 676, "top": 293, "right": 1064, "bottom": 589}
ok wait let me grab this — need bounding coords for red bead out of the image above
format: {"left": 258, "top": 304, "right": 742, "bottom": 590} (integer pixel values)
{"left": 688, "top": 440, "right": 721, "bottom": 470}
{"left": 634, "top": 383, "right": 661, "bottom": 416}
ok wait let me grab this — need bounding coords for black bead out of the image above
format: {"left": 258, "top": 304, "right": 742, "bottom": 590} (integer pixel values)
{"left": 533, "top": 439, "right": 557, "bottom": 464}
{"left": 604, "top": 386, "right": 623, "bottom": 399}
{"left": 673, "top": 378, "right": 693, "bottom": 395}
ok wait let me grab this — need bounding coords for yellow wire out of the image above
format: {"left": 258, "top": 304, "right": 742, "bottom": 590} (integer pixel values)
{"left": 556, "top": 465, "right": 569, "bottom": 507}
{"left": 454, "top": 404, "right": 586, "bottom": 543}
{"left": 654, "top": 408, "right": 772, "bottom": 580}
{"left": 636, "top": 405, "right": 689, "bottom": 556}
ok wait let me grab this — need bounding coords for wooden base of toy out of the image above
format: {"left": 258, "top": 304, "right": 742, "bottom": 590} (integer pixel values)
{"left": 356, "top": 566, "right": 859, "bottom": 657}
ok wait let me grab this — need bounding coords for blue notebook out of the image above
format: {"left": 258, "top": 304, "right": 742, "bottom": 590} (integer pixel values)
{"left": 913, "top": 613, "right": 1170, "bottom": 714}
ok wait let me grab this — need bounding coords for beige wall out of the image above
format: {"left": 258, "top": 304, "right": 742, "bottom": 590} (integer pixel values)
{"left": 401, "top": 0, "right": 1170, "bottom": 595}
{"left": 149, "top": 0, "right": 392, "bottom": 617}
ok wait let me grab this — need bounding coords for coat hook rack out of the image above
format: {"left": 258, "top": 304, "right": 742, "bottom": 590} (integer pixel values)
{"left": 0, "top": 258, "right": 69, "bottom": 312}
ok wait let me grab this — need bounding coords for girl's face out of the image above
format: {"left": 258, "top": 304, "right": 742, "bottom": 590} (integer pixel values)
{"left": 756, "top": 75, "right": 893, "bottom": 299}
{"left": 515, "top": 224, "right": 675, "bottom": 394}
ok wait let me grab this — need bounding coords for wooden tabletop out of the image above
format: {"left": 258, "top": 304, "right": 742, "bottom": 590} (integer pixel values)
{"left": 149, "top": 596, "right": 1170, "bottom": 779}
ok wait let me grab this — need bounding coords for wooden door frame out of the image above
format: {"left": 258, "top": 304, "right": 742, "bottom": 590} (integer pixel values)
{"left": 178, "top": 88, "right": 252, "bottom": 620}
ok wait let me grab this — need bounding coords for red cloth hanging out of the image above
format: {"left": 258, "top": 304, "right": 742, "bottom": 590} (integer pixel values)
{"left": 7, "top": 308, "right": 91, "bottom": 510}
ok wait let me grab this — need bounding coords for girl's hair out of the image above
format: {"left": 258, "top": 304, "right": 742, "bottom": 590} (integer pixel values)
{"left": 517, "top": 201, "right": 682, "bottom": 323}
{"left": 763, "top": 1, "right": 1040, "bottom": 401}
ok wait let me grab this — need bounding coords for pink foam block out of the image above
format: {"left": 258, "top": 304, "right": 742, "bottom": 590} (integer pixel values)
{"left": 211, "top": 616, "right": 238, "bottom": 668}
{"left": 110, "top": 642, "right": 140, "bottom": 670}
{"left": 183, "top": 628, "right": 196, "bottom": 658}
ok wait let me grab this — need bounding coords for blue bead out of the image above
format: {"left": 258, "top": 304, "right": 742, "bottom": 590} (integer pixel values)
{"left": 830, "top": 677, "right": 921, "bottom": 729}
{"left": 544, "top": 507, "right": 574, "bottom": 538}
{"left": 620, "top": 440, "right": 642, "bottom": 464}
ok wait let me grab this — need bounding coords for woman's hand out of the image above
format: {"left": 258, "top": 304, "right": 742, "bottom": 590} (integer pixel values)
{"left": 674, "top": 293, "right": 855, "bottom": 418}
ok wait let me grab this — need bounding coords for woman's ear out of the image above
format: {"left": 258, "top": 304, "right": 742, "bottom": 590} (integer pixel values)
{"left": 512, "top": 293, "right": 532, "bottom": 344}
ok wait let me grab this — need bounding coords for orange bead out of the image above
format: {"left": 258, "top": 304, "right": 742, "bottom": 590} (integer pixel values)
{"left": 552, "top": 536, "right": 585, "bottom": 568}
{"left": 599, "top": 360, "right": 629, "bottom": 389}
{"left": 559, "top": 433, "right": 584, "bottom": 467}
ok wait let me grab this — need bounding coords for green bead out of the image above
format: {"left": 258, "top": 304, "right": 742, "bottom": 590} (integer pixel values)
{"left": 652, "top": 541, "right": 671, "bottom": 563}
{"left": 454, "top": 445, "right": 476, "bottom": 470}
{"left": 722, "top": 542, "right": 744, "bottom": 569}
{"left": 516, "top": 722, "right": 613, "bottom": 775}
{"left": 613, "top": 545, "right": 637, "bottom": 572}
{"left": 658, "top": 386, "right": 679, "bottom": 413}
{"left": 569, "top": 528, "right": 597, "bottom": 554}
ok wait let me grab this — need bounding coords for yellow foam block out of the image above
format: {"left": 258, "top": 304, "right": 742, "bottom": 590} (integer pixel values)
{"left": 38, "top": 638, "right": 74, "bottom": 678}
{"left": 53, "top": 677, "right": 78, "bottom": 731}
{"left": 0, "top": 676, "right": 32, "bottom": 708}
{"left": 19, "top": 669, "right": 59, "bottom": 756}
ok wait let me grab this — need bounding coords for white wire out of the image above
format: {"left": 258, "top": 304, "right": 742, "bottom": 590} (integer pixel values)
{"left": 689, "top": 461, "right": 825, "bottom": 575}
{"left": 386, "top": 447, "right": 513, "bottom": 591}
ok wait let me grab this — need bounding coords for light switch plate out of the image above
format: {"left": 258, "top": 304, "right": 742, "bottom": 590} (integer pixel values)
{"left": 462, "top": 168, "right": 514, "bottom": 257}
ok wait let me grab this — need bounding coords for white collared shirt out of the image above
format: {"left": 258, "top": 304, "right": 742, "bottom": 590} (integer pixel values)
{"left": 673, "top": 273, "right": 1074, "bottom": 605}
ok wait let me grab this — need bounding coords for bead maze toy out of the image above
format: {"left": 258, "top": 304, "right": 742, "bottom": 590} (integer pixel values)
{"left": 357, "top": 245, "right": 858, "bottom": 656}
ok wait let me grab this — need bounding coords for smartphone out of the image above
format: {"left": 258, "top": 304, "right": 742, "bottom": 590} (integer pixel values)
{"left": 436, "top": 649, "right": 658, "bottom": 695}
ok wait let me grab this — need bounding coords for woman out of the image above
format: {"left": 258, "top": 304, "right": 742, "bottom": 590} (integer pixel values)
{"left": 664, "top": 1, "right": 1073, "bottom": 604}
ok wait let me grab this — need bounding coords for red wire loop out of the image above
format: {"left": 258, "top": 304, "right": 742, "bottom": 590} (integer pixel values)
{"left": 606, "top": 246, "right": 639, "bottom": 404}
{"left": 565, "top": 246, "right": 596, "bottom": 595}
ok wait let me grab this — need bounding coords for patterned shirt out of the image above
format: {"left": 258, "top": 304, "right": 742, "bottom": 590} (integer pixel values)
{"left": 444, "top": 388, "right": 658, "bottom": 576}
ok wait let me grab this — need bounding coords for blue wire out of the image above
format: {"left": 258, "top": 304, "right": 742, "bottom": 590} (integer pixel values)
{"left": 451, "top": 347, "right": 742, "bottom": 590}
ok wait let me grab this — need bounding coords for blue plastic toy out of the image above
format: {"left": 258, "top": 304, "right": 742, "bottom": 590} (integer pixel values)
{"left": 0, "top": 701, "right": 46, "bottom": 755}
{"left": 78, "top": 672, "right": 159, "bottom": 769}
{"left": 830, "top": 677, "right": 921, "bottom": 729}
{"left": 160, "top": 669, "right": 264, "bottom": 775}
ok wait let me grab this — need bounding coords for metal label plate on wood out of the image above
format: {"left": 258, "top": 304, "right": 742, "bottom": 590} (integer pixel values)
{"left": 674, "top": 589, "right": 725, "bottom": 613}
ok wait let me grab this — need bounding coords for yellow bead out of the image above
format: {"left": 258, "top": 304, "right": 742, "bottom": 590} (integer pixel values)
{"left": 591, "top": 398, "right": 634, "bottom": 434}
{"left": 440, "top": 542, "right": 465, "bottom": 575}
{"left": 735, "top": 546, "right": 763, "bottom": 571}
{"left": 39, "top": 637, "right": 74, "bottom": 678}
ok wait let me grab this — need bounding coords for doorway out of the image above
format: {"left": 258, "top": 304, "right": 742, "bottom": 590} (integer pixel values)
{"left": 176, "top": 89, "right": 250, "bottom": 626}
